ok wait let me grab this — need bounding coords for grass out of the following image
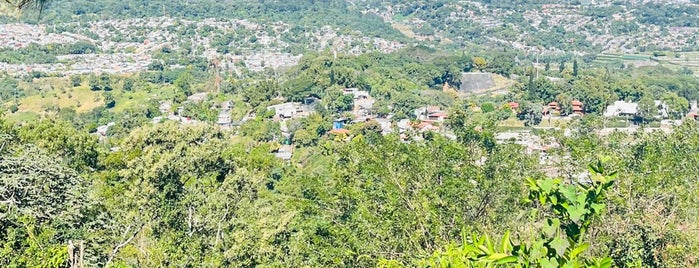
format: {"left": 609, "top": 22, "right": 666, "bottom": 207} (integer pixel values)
{"left": 4, "top": 111, "right": 39, "bottom": 123}
{"left": 499, "top": 117, "right": 525, "bottom": 128}
{"left": 17, "top": 83, "right": 103, "bottom": 114}
{"left": 8, "top": 76, "right": 186, "bottom": 120}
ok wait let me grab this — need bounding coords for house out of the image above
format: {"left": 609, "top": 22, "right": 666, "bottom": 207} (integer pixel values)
{"left": 397, "top": 119, "right": 412, "bottom": 133}
{"left": 333, "top": 118, "right": 348, "bottom": 129}
{"left": 159, "top": 101, "right": 172, "bottom": 115}
{"left": 415, "top": 121, "right": 440, "bottom": 132}
{"left": 571, "top": 100, "right": 584, "bottom": 115}
{"left": 273, "top": 145, "right": 293, "bottom": 162}
{"left": 375, "top": 118, "right": 393, "bottom": 135}
{"left": 329, "top": 128, "right": 351, "bottom": 139}
{"left": 217, "top": 112, "right": 232, "bottom": 128}
{"left": 508, "top": 102, "right": 519, "bottom": 109}
{"left": 344, "top": 88, "right": 375, "bottom": 116}
{"left": 604, "top": 101, "right": 638, "bottom": 117}
{"left": 96, "top": 122, "right": 116, "bottom": 138}
{"left": 544, "top": 102, "right": 560, "bottom": 115}
{"left": 688, "top": 100, "right": 699, "bottom": 119}
{"left": 654, "top": 100, "right": 669, "bottom": 119}
{"left": 427, "top": 112, "right": 448, "bottom": 122}
{"left": 267, "top": 102, "right": 301, "bottom": 119}
{"left": 217, "top": 101, "right": 234, "bottom": 128}
{"left": 414, "top": 106, "right": 444, "bottom": 121}
{"left": 187, "top": 92, "right": 208, "bottom": 103}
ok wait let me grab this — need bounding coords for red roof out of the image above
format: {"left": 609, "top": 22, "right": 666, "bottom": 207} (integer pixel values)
{"left": 548, "top": 102, "right": 559, "bottom": 107}
{"left": 329, "top": 128, "right": 350, "bottom": 135}
{"left": 429, "top": 112, "right": 448, "bottom": 118}
{"left": 508, "top": 102, "right": 519, "bottom": 109}
{"left": 573, "top": 106, "right": 584, "bottom": 111}
{"left": 572, "top": 100, "right": 583, "bottom": 106}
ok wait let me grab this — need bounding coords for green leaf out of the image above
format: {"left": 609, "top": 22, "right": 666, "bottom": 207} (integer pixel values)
{"left": 540, "top": 257, "right": 559, "bottom": 268}
{"left": 549, "top": 237, "right": 570, "bottom": 257}
{"left": 494, "top": 256, "right": 518, "bottom": 264}
{"left": 567, "top": 205, "right": 587, "bottom": 223}
{"left": 544, "top": 219, "right": 560, "bottom": 237}
{"left": 526, "top": 178, "right": 539, "bottom": 190}
{"left": 485, "top": 234, "right": 495, "bottom": 254}
{"left": 590, "top": 257, "right": 613, "bottom": 268}
{"left": 500, "top": 230, "right": 511, "bottom": 253}
{"left": 486, "top": 253, "right": 510, "bottom": 261}
{"left": 561, "top": 185, "right": 578, "bottom": 203}
{"left": 591, "top": 203, "right": 605, "bottom": 213}
{"left": 569, "top": 243, "right": 589, "bottom": 259}
{"left": 538, "top": 178, "right": 556, "bottom": 193}
{"left": 529, "top": 240, "right": 548, "bottom": 260}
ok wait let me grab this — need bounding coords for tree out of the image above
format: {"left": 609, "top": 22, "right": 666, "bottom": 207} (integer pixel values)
{"left": 292, "top": 129, "right": 314, "bottom": 147}
{"left": 387, "top": 160, "right": 617, "bottom": 268}
{"left": 103, "top": 91, "right": 116, "bottom": 108}
{"left": 99, "top": 73, "right": 112, "bottom": 91}
{"left": 242, "top": 80, "right": 280, "bottom": 107}
{"left": 473, "top": 56, "right": 487, "bottom": 71}
{"left": 174, "top": 71, "right": 193, "bottom": 96}
{"left": 637, "top": 95, "right": 657, "bottom": 123}
{"left": 70, "top": 75, "right": 81, "bottom": 87}
{"left": 517, "top": 102, "right": 543, "bottom": 126}
{"left": 122, "top": 77, "right": 135, "bottom": 91}
{"left": 481, "top": 102, "right": 496, "bottom": 113}
{"left": 0, "top": 142, "right": 88, "bottom": 267}
{"left": 573, "top": 59, "right": 579, "bottom": 77}
{"left": 324, "top": 86, "right": 354, "bottom": 114}
{"left": 88, "top": 75, "right": 100, "bottom": 91}
{"left": 1, "top": 0, "right": 50, "bottom": 12}
{"left": 559, "top": 60, "right": 566, "bottom": 73}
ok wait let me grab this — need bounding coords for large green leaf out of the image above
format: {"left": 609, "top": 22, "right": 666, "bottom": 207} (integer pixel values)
{"left": 549, "top": 237, "right": 570, "bottom": 257}
{"left": 567, "top": 205, "right": 587, "bottom": 223}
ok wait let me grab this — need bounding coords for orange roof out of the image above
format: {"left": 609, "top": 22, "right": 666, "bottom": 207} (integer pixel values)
{"left": 548, "top": 102, "right": 559, "bottom": 106}
{"left": 572, "top": 100, "right": 583, "bottom": 106}
{"left": 573, "top": 106, "right": 584, "bottom": 111}
{"left": 429, "top": 112, "right": 448, "bottom": 118}
{"left": 688, "top": 112, "right": 699, "bottom": 117}
{"left": 329, "top": 128, "right": 350, "bottom": 135}
{"left": 508, "top": 102, "right": 519, "bottom": 109}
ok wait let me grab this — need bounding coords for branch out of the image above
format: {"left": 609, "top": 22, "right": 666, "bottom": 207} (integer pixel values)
{"left": 105, "top": 222, "right": 146, "bottom": 267}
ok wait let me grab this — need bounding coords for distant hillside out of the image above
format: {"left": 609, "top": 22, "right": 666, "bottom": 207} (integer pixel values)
{"left": 9, "top": 0, "right": 406, "bottom": 41}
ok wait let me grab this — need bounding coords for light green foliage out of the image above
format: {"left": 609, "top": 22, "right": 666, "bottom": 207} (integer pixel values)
{"left": 388, "top": 160, "right": 617, "bottom": 268}
{"left": 173, "top": 70, "right": 193, "bottom": 96}
{"left": 516, "top": 102, "right": 543, "bottom": 127}
{"left": 0, "top": 135, "right": 86, "bottom": 267}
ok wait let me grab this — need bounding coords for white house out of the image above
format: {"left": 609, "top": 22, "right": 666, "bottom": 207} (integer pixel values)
{"left": 603, "top": 101, "right": 638, "bottom": 117}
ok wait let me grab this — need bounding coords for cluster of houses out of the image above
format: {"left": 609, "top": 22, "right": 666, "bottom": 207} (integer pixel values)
{"left": 603, "top": 99, "right": 698, "bottom": 120}
{"left": 0, "top": 23, "right": 79, "bottom": 49}
{"left": 542, "top": 100, "right": 585, "bottom": 116}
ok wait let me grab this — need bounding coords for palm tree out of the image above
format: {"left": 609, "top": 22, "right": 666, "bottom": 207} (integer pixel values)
{"left": 3, "top": 0, "right": 50, "bottom": 12}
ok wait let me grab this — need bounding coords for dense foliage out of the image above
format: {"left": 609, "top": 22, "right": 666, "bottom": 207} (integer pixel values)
{"left": 1, "top": 0, "right": 699, "bottom": 267}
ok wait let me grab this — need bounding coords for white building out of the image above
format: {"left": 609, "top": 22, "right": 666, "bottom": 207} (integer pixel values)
{"left": 603, "top": 101, "right": 638, "bottom": 117}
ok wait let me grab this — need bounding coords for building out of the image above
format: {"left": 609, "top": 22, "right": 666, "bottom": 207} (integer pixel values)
{"left": 267, "top": 102, "right": 314, "bottom": 120}
{"left": 572, "top": 100, "right": 584, "bottom": 115}
{"left": 344, "top": 88, "right": 375, "bottom": 116}
{"left": 544, "top": 102, "right": 560, "bottom": 115}
{"left": 604, "top": 101, "right": 638, "bottom": 117}
{"left": 427, "top": 112, "right": 448, "bottom": 122}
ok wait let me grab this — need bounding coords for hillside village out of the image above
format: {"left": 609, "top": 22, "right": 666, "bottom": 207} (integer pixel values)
{"left": 2, "top": 0, "right": 699, "bottom": 164}
{"left": 367, "top": 0, "right": 699, "bottom": 54}
{"left": 0, "top": 17, "right": 404, "bottom": 76}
